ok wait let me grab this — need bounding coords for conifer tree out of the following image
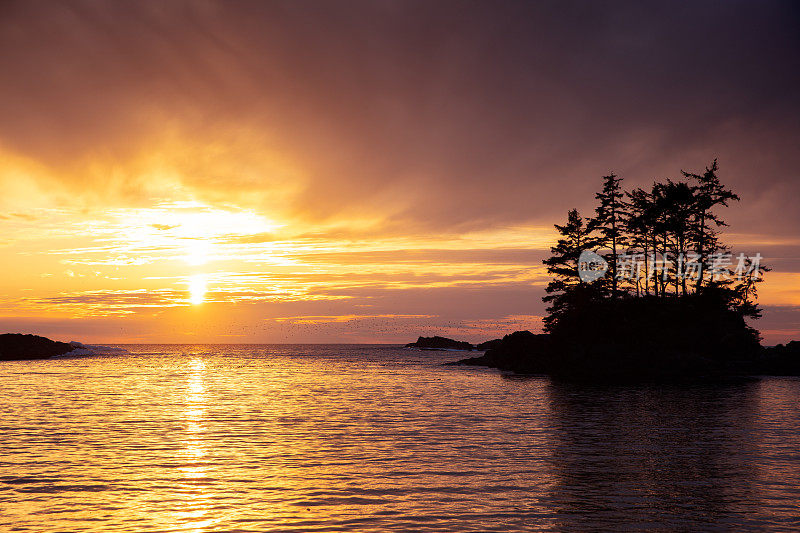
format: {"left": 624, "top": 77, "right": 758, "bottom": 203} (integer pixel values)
{"left": 625, "top": 187, "right": 656, "bottom": 295}
{"left": 732, "top": 256, "right": 770, "bottom": 319}
{"left": 658, "top": 180, "right": 697, "bottom": 296}
{"left": 542, "top": 209, "right": 602, "bottom": 331}
{"left": 593, "top": 173, "right": 628, "bottom": 298}
{"left": 650, "top": 182, "right": 672, "bottom": 296}
{"left": 539, "top": 159, "right": 768, "bottom": 363}
{"left": 681, "top": 159, "right": 739, "bottom": 291}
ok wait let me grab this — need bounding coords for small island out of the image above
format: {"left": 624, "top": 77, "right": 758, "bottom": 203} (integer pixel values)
{"left": 446, "top": 161, "right": 800, "bottom": 382}
{"left": 0, "top": 333, "right": 78, "bottom": 361}
{"left": 406, "top": 336, "right": 474, "bottom": 351}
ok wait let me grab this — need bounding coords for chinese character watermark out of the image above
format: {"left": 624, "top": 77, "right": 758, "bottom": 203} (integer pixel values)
{"left": 579, "top": 251, "right": 763, "bottom": 283}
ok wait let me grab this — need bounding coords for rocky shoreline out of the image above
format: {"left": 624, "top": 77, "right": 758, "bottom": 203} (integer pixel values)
{"left": 0, "top": 333, "right": 81, "bottom": 361}
{"left": 444, "top": 330, "right": 800, "bottom": 382}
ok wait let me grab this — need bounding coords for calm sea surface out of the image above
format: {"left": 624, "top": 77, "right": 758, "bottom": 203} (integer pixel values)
{"left": 1, "top": 344, "right": 799, "bottom": 532}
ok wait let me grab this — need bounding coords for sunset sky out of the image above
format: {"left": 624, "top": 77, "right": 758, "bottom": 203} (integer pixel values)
{"left": 1, "top": 0, "right": 798, "bottom": 344}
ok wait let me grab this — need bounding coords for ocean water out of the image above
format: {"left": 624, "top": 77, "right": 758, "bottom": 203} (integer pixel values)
{"left": 1, "top": 344, "right": 799, "bottom": 532}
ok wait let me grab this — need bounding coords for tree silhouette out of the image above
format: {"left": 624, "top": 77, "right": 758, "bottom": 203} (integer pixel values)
{"left": 657, "top": 180, "right": 697, "bottom": 296}
{"left": 682, "top": 159, "right": 740, "bottom": 291}
{"left": 625, "top": 186, "right": 657, "bottom": 296}
{"left": 542, "top": 160, "right": 766, "bottom": 338}
{"left": 593, "top": 173, "right": 627, "bottom": 298}
{"left": 542, "top": 209, "right": 602, "bottom": 331}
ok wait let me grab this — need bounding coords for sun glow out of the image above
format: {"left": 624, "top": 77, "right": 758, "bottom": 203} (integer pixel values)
{"left": 185, "top": 239, "right": 211, "bottom": 266}
{"left": 189, "top": 274, "right": 207, "bottom": 305}
{"left": 90, "top": 201, "right": 284, "bottom": 266}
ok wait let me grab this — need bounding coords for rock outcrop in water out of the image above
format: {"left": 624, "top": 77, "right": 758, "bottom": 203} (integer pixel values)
{"left": 446, "top": 290, "right": 800, "bottom": 382}
{"left": 0, "top": 333, "right": 76, "bottom": 361}
{"left": 406, "top": 336, "right": 474, "bottom": 351}
{"left": 476, "top": 338, "right": 502, "bottom": 351}
{"left": 446, "top": 331, "right": 553, "bottom": 372}
{"left": 756, "top": 341, "right": 800, "bottom": 376}
{"left": 448, "top": 324, "right": 800, "bottom": 382}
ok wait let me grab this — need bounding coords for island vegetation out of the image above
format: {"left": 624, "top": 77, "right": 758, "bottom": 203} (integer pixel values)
{"left": 448, "top": 160, "right": 800, "bottom": 381}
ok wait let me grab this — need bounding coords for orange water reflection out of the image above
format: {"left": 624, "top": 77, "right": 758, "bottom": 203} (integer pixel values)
{"left": 2, "top": 347, "right": 800, "bottom": 531}
{"left": 173, "top": 358, "right": 217, "bottom": 532}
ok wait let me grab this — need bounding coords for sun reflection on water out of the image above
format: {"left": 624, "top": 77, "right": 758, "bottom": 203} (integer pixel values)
{"left": 174, "top": 358, "right": 217, "bottom": 532}
{"left": 3, "top": 348, "right": 800, "bottom": 531}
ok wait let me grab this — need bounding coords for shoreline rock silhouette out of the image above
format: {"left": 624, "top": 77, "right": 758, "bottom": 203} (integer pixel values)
{"left": 0, "top": 333, "right": 77, "bottom": 361}
{"left": 446, "top": 326, "right": 800, "bottom": 382}
{"left": 406, "top": 336, "right": 474, "bottom": 351}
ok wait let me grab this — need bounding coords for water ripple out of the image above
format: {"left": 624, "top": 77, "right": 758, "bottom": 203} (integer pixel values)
{"left": 1, "top": 345, "right": 799, "bottom": 531}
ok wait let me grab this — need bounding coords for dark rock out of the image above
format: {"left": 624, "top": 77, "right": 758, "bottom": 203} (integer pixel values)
{"left": 757, "top": 341, "right": 800, "bottom": 376}
{"left": 446, "top": 331, "right": 552, "bottom": 372}
{"left": 406, "top": 336, "right": 474, "bottom": 351}
{"left": 535, "top": 292, "right": 764, "bottom": 382}
{"left": 446, "top": 330, "right": 729, "bottom": 382}
{"left": 444, "top": 294, "right": 800, "bottom": 381}
{"left": 0, "top": 333, "right": 75, "bottom": 361}
{"left": 476, "top": 338, "right": 502, "bottom": 351}
{"left": 443, "top": 354, "right": 491, "bottom": 366}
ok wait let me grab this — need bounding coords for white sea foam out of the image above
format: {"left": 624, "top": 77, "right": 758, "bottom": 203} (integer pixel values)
{"left": 53, "top": 342, "right": 130, "bottom": 357}
{"left": 84, "top": 344, "right": 129, "bottom": 353}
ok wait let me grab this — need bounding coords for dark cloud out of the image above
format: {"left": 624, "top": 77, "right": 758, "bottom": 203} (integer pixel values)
{"left": 1, "top": 0, "right": 797, "bottom": 232}
{"left": 1, "top": 1, "right": 798, "bottom": 342}
{"left": 286, "top": 248, "right": 549, "bottom": 265}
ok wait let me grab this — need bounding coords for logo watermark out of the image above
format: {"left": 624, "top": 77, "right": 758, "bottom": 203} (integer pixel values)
{"left": 578, "top": 249, "right": 609, "bottom": 282}
{"left": 579, "top": 251, "right": 763, "bottom": 283}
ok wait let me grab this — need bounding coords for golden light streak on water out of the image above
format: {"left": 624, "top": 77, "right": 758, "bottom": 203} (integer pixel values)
{"left": 1, "top": 345, "right": 799, "bottom": 531}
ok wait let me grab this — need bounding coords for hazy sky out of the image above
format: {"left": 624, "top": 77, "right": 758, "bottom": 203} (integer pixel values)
{"left": 1, "top": 0, "right": 798, "bottom": 343}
